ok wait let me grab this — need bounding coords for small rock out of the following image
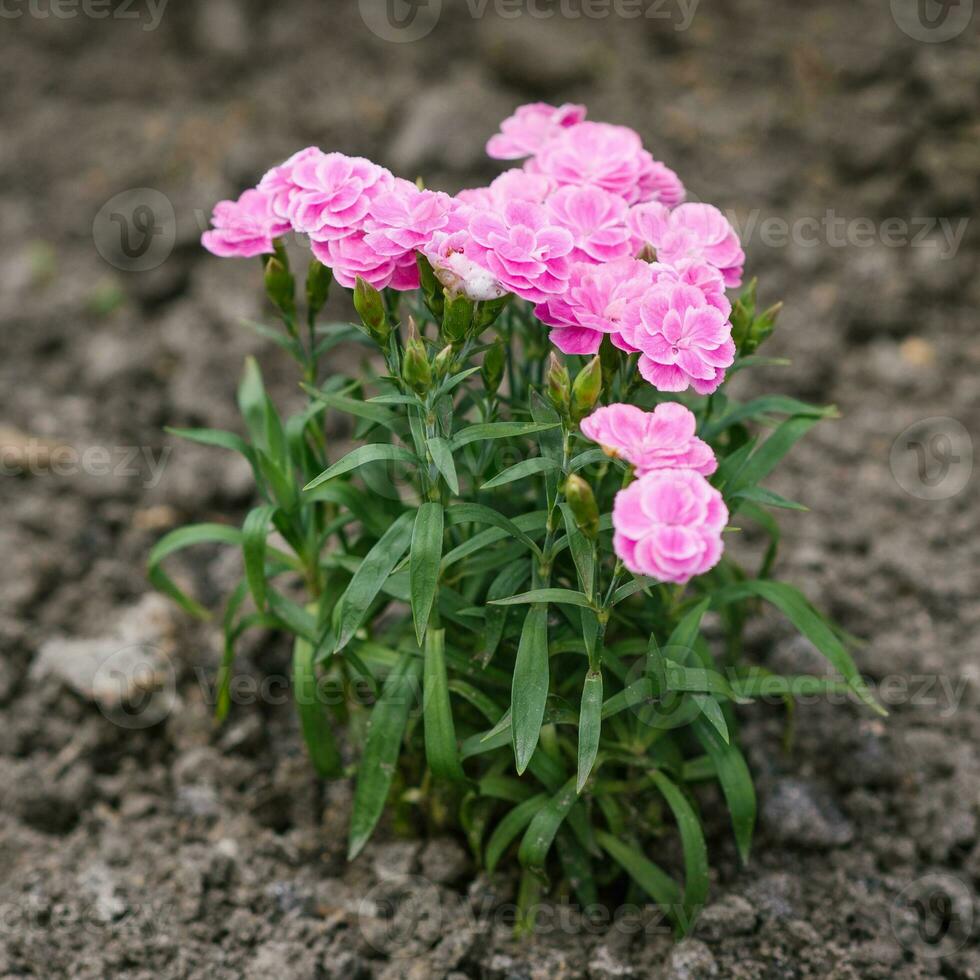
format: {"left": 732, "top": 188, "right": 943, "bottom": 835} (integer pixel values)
{"left": 77, "top": 862, "right": 128, "bottom": 923}
{"left": 589, "top": 944, "right": 635, "bottom": 979}
{"left": 762, "top": 778, "right": 855, "bottom": 849}
{"left": 420, "top": 837, "right": 470, "bottom": 885}
{"left": 695, "top": 894, "right": 757, "bottom": 941}
{"left": 664, "top": 939, "right": 718, "bottom": 980}
{"left": 372, "top": 840, "right": 420, "bottom": 882}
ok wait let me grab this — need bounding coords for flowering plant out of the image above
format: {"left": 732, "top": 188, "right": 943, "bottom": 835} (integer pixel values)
{"left": 152, "top": 104, "right": 880, "bottom": 934}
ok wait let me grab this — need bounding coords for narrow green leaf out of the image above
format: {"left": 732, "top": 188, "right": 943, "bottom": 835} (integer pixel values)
{"left": 348, "top": 651, "right": 422, "bottom": 859}
{"left": 445, "top": 503, "right": 542, "bottom": 559}
{"left": 422, "top": 628, "right": 467, "bottom": 783}
{"left": 692, "top": 694, "right": 729, "bottom": 743}
{"left": 427, "top": 437, "right": 459, "bottom": 495}
{"left": 410, "top": 503, "right": 443, "bottom": 645}
{"left": 511, "top": 605, "right": 549, "bottom": 774}
{"left": 702, "top": 395, "right": 834, "bottom": 440}
{"left": 595, "top": 831, "right": 681, "bottom": 910}
{"left": 576, "top": 670, "right": 603, "bottom": 793}
{"left": 242, "top": 505, "right": 277, "bottom": 612}
{"left": 304, "top": 444, "right": 417, "bottom": 492}
{"left": 486, "top": 794, "right": 549, "bottom": 872}
{"left": 480, "top": 456, "right": 560, "bottom": 490}
{"left": 293, "top": 633, "right": 342, "bottom": 778}
{"left": 165, "top": 427, "right": 252, "bottom": 458}
{"left": 301, "top": 389, "right": 399, "bottom": 430}
{"left": 728, "top": 414, "right": 827, "bottom": 493}
{"left": 518, "top": 776, "right": 578, "bottom": 881}
{"left": 491, "top": 589, "right": 593, "bottom": 609}
{"left": 237, "top": 356, "right": 267, "bottom": 447}
{"left": 451, "top": 421, "right": 560, "bottom": 451}
{"left": 732, "top": 486, "right": 808, "bottom": 511}
{"left": 560, "top": 503, "right": 594, "bottom": 600}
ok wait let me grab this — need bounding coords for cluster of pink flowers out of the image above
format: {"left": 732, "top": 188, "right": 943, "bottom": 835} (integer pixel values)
{"left": 582, "top": 402, "right": 727, "bottom": 583}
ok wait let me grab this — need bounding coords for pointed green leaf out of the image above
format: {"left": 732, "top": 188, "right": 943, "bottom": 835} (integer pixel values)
{"left": 410, "top": 503, "right": 443, "bottom": 645}
{"left": 511, "top": 605, "right": 549, "bottom": 774}
{"left": 293, "top": 633, "right": 342, "bottom": 778}
{"left": 427, "top": 437, "right": 459, "bottom": 495}
{"left": 480, "top": 456, "right": 560, "bottom": 490}
{"left": 576, "top": 670, "right": 603, "bottom": 793}
{"left": 490, "top": 589, "right": 593, "bottom": 609}
{"left": 518, "top": 776, "right": 578, "bottom": 881}
{"left": 450, "top": 421, "right": 560, "bottom": 451}
{"left": 304, "top": 443, "right": 417, "bottom": 492}
{"left": 242, "top": 505, "right": 277, "bottom": 612}
{"left": 422, "top": 628, "right": 467, "bottom": 782}
{"left": 486, "top": 794, "right": 549, "bottom": 873}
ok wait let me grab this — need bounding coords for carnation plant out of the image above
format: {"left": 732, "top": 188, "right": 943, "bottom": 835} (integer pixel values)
{"left": 151, "top": 104, "right": 880, "bottom": 934}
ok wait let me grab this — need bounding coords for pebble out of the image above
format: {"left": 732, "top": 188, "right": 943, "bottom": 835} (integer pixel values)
{"left": 695, "top": 894, "right": 758, "bottom": 941}
{"left": 420, "top": 837, "right": 470, "bottom": 885}
{"left": 762, "top": 778, "right": 855, "bottom": 849}
{"left": 664, "top": 939, "right": 718, "bottom": 980}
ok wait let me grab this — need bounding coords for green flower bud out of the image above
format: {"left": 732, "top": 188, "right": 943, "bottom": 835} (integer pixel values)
{"left": 442, "top": 293, "right": 473, "bottom": 344}
{"left": 416, "top": 253, "right": 445, "bottom": 319}
{"left": 482, "top": 342, "right": 506, "bottom": 395}
{"left": 353, "top": 276, "right": 390, "bottom": 346}
{"left": 546, "top": 352, "right": 570, "bottom": 417}
{"left": 264, "top": 255, "right": 295, "bottom": 318}
{"left": 305, "top": 259, "right": 332, "bottom": 318}
{"left": 475, "top": 294, "right": 510, "bottom": 330}
{"left": 570, "top": 356, "right": 602, "bottom": 422}
{"left": 434, "top": 344, "right": 454, "bottom": 379}
{"left": 402, "top": 321, "right": 432, "bottom": 394}
{"left": 563, "top": 475, "right": 599, "bottom": 540}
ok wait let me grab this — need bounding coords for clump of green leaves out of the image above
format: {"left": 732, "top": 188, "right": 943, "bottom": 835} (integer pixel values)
{"left": 150, "top": 251, "right": 879, "bottom": 935}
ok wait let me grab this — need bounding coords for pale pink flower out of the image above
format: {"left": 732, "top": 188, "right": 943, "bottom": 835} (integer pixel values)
{"left": 619, "top": 282, "right": 736, "bottom": 395}
{"left": 581, "top": 402, "right": 717, "bottom": 476}
{"left": 629, "top": 202, "right": 745, "bottom": 288}
{"left": 467, "top": 199, "right": 574, "bottom": 303}
{"left": 545, "top": 185, "right": 631, "bottom": 264}
{"left": 257, "top": 146, "right": 321, "bottom": 220}
{"left": 612, "top": 468, "right": 728, "bottom": 584}
{"left": 486, "top": 102, "right": 587, "bottom": 160}
{"left": 457, "top": 169, "right": 556, "bottom": 211}
{"left": 535, "top": 258, "right": 655, "bottom": 355}
{"left": 312, "top": 231, "right": 418, "bottom": 291}
{"left": 285, "top": 151, "right": 393, "bottom": 240}
{"left": 364, "top": 181, "right": 455, "bottom": 256}
{"left": 636, "top": 154, "right": 686, "bottom": 207}
{"left": 422, "top": 230, "right": 507, "bottom": 302}
{"left": 201, "top": 188, "right": 290, "bottom": 258}
{"left": 531, "top": 122, "right": 648, "bottom": 204}
{"left": 649, "top": 260, "right": 731, "bottom": 318}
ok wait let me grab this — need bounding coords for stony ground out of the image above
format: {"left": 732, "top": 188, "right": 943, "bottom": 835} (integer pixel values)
{"left": 1, "top": 1, "right": 978, "bottom": 977}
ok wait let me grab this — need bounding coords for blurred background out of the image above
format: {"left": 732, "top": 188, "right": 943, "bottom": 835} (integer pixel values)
{"left": 1, "top": 1, "right": 978, "bottom": 977}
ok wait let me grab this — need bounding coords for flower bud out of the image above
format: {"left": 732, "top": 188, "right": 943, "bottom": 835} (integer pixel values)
{"left": 402, "top": 321, "right": 432, "bottom": 394}
{"left": 482, "top": 342, "right": 505, "bottom": 395}
{"left": 353, "top": 276, "right": 390, "bottom": 346}
{"left": 264, "top": 255, "right": 296, "bottom": 318}
{"left": 305, "top": 259, "right": 332, "bottom": 318}
{"left": 546, "top": 352, "right": 570, "bottom": 417}
{"left": 442, "top": 293, "right": 473, "bottom": 344}
{"left": 434, "top": 344, "right": 454, "bottom": 379}
{"left": 475, "top": 294, "right": 510, "bottom": 330}
{"left": 563, "top": 475, "right": 599, "bottom": 540}
{"left": 416, "top": 253, "right": 445, "bottom": 319}
{"left": 570, "top": 356, "right": 602, "bottom": 422}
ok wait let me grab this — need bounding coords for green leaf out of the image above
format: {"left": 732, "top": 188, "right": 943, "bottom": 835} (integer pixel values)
{"left": 148, "top": 523, "right": 244, "bottom": 618}
{"left": 237, "top": 356, "right": 267, "bottom": 447}
{"left": 576, "top": 670, "right": 603, "bottom": 793}
{"left": 732, "top": 486, "right": 808, "bottom": 511}
{"left": 445, "top": 503, "right": 542, "bottom": 559}
{"left": 480, "top": 456, "right": 560, "bottom": 490}
{"left": 348, "top": 650, "right": 422, "bottom": 859}
{"left": 651, "top": 771, "right": 709, "bottom": 933}
{"left": 491, "top": 589, "right": 593, "bottom": 609}
{"left": 486, "top": 794, "right": 549, "bottom": 873}
{"left": 422, "top": 628, "right": 467, "bottom": 783}
{"left": 711, "top": 580, "right": 883, "bottom": 714}
{"left": 410, "top": 503, "right": 443, "bottom": 645}
{"left": 595, "top": 831, "right": 681, "bottom": 911}
{"left": 450, "top": 421, "right": 560, "bottom": 451}
{"left": 293, "top": 633, "right": 342, "bottom": 778}
{"left": 301, "top": 388, "right": 400, "bottom": 430}
{"left": 728, "top": 414, "right": 827, "bottom": 494}
{"left": 242, "top": 505, "right": 277, "bottom": 612}
{"left": 427, "top": 437, "right": 459, "bottom": 496}
{"left": 165, "top": 427, "right": 252, "bottom": 459}
{"left": 511, "top": 604, "right": 550, "bottom": 775}
{"left": 666, "top": 598, "right": 711, "bottom": 657}
{"left": 481, "top": 562, "right": 531, "bottom": 665}
{"left": 692, "top": 694, "right": 729, "bottom": 743}
{"left": 560, "top": 503, "right": 595, "bottom": 600}
{"left": 335, "top": 512, "right": 414, "bottom": 652}
{"left": 304, "top": 443, "right": 417, "bottom": 492}
{"left": 518, "top": 777, "right": 578, "bottom": 882}
{"left": 702, "top": 396, "right": 834, "bottom": 441}
{"left": 693, "top": 717, "right": 756, "bottom": 865}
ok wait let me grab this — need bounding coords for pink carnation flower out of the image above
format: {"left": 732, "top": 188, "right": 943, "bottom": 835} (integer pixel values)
{"left": 535, "top": 258, "right": 654, "bottom": 355}
{"left": 457, "top": 169, "right": 556, "bottom": 211}
{"left": 467, "top": 199, "right": 574, "bottom": 303}
{"left": 619, "top": 282, "right": 736, "bottom": 395}
{"left": 531, "top": 122, "right": 649, "bottom": 204}
{"left": 649, "top": 260, "right": 731, "bottom": 318}
{"left": 545, "top": 185, "right": 631, "bottom": 264}
{"left": 637, "top": 154, "right": 686, "bottom": 207}
{"left": 422, "top": 229, "right": 507, "bottom": 302}
{"left": 613, "top": 468, "right": 728, "bottom": 584}
{"left": 628, "top": 202, "right": 745, "bottom": 288}
{"left": 312, "top": 232, "right": 418, "bottom": 292}
{"left": 257, "top": 146, "right": 321, "bottom": 220}
{"left": 486, "top": 102, "right": 587, "bottom": 160}
{"left": 201, "top": 188, "right": 290, "bottom": 259}
{"left": 580, "top": 402, "right": 717, "bottom": 476}
{"left": 364, "top": 181, "right": 455, "bottom": 256}
{"left": 285, "top": 151, "right": 393, "bottom": 240}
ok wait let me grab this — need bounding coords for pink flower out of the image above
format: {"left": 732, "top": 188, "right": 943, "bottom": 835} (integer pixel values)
{"left": 201, "top": 188, "right": 290, "bottom": 258}
{"left": 257, "top": 146, "right": 321, "bottom": 220}
{"left": 422, "top": 229, "right": 507, "bottom": 301}
{"left": 531, "top": 122, "right": 649, "bottom": 204}
{"left": 364, "top": 181, "right": 455, "bottom": 256}
{"left": 312, "top": 231, "right": 418, "bottom": 291}
{"left": 545, "top": 186, "right": 631, "bottom": 264}
{"left": 486, "top": 102, "right": 587, "bottom": 160}
{"left": 285, "top": 151, "right": 393, "bottom": 240}
{"left": 535, "top": 258, "right": 654, "bottom": 355}
{"left": 628, "top": 202, "right": 745, "bottom": 288}
{"left": 580, "top": 402, "right": 717, "bottom": 476}
{"left": 457, "top": 169, "right": 556, "bottom": 211}
{"left": 637, "top": 155, "right": 686, "bottom": 207}
{"left": 649, "top": 260, "right": 731, "bottom": 318}
{"left": 467, "top": 199, "right": 574, "bottom": 303}
{"left": 612, "top": 468, "right": 728, "bottom": 584}
{"left": 619, "top": 282, "right": 736, "bottom": 395}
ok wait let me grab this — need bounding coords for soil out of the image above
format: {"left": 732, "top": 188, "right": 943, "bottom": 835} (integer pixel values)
{"left": 1, "top": 1, "right": 979, "bottom": 977}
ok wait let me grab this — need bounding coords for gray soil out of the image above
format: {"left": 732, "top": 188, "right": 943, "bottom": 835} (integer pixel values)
{"left": 1, "top": 1, "right": 979, "bottom": 977}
